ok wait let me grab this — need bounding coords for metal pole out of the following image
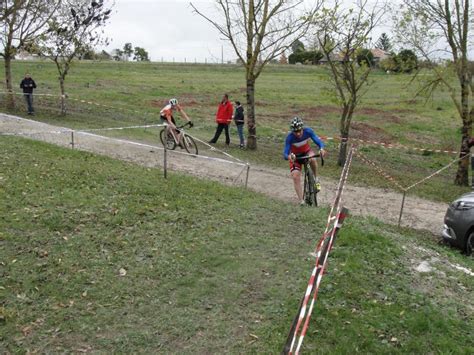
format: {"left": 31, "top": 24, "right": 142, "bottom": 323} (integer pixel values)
{"left": 70, "top": 131, "right": 74, "bottom": 149}
{"left": 245, "top": 163, "right": 250, "bottom": 189}
{"left": 398, "top": 190, "right": 407, "bottom": 227}
{"left": 471, "top": 155, "right": 474, "bottom": 190}
{"left": 163, "top": 146, "right": 167, "bottom": 179}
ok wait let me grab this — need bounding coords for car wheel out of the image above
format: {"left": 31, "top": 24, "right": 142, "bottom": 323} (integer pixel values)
{"left": 466, "top": 232, "right": 473, "bottom": 256}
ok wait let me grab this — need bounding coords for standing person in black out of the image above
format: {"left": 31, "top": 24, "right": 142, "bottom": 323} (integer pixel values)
{"left": 233, "top": 101, "right": 245, "bottom": 148}
{"left": 20, "top": 73, "right": 37, "bottom": 115}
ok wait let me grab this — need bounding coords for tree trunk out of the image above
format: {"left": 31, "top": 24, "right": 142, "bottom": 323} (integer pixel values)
{"left": 338, "top": 134, "right": 349, "bottom": 166}
{"left": 246, "top": 77, "right": 257, "bottom": 150}
{"left": 337, "top": 103, "right": 354, "bottom": 166}
{"left": 4, "top": 54, "right": 15, "bottom": 109}
{"left": 454, "top": 79, "right": 471, "bottom": 186}
{"left": 59, "top": 76, "right": 66, "bottom": 115}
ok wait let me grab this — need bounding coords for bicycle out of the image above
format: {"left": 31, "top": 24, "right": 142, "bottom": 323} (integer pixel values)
{"left": 298, "top": 153, "right": 324, "bottom": 207}
{"left": 159, "top": 121, "right": 198, "bottom": 155}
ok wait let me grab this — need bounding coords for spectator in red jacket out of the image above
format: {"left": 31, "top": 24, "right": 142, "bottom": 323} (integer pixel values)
{"left": 209, "top": 93, "right": 233, "bottom": 145}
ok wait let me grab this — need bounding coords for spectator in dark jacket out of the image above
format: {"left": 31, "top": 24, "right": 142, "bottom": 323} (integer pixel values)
{"left": 20, "top": 73, "right": 37, "bottom": 115}
{"left": 209, "top": 93, "right": 233, "bottom": 146}
{"left": 233, "top": 101, "right": 245, "bottom": 148}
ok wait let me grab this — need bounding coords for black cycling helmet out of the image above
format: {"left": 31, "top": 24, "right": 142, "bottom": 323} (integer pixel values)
{"left": 290, "top": 116, "right": 304, "bottom": 132}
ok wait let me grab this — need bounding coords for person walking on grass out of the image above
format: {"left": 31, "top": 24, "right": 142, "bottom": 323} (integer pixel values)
{"left": 209, "top": 93, "right": 233, "bottom": 146}
{"left": 20, "top": 73, "right": 37, "bottom": 115}
{"left": 233, "top": 101, "right": 245, "bottom": 148}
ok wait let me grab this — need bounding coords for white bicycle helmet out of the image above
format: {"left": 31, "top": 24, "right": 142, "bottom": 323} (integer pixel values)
{"left": 169, "top": 98, "right": 178, "bottom": 106}
{"left": 290, "top": 116, "right": 304, "bottom": 131}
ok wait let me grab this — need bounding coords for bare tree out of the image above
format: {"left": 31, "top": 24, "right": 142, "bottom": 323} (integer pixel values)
{"left": 396, "top": 0, "right": 473, "bottom": 186}
{"left": 39, "top": 0, "right": 112, "bottom": 114}
{"left": 0, "top": 0, "right": 60, "bottom": 108}
{"left": 191, "top": 0, "right": 322, "bottom": 149}
{"left": 313, "top": 0, "right": 384, "bottom": 165}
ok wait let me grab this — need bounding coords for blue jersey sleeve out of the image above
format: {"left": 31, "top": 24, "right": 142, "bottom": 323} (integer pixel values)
{"left": 283, "top": 133, "right": 292, "bottom": 160}
{"left": 307, "top": 128, "right": 325, "bottom": 149}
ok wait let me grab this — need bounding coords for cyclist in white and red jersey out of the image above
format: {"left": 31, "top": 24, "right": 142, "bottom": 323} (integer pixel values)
{"left": 283, "top": 116, "right": 326, "bottom": 205}
{"left": 160, "top": 98, "right": 192, "bottom": 144}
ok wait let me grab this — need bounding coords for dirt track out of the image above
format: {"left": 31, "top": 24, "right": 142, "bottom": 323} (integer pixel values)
{"left": 0, "top": 113, "right": 447, "bottom": 234}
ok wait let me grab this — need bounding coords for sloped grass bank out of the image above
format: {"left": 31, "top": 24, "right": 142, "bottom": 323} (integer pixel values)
{"left": 0, "top": 137, "right": 472, "bottom": 353}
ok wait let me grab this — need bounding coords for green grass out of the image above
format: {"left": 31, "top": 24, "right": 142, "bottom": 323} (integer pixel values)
{"left": 1, "top": 137, "right": 472, "bottom": 353}
{"left": 2, "top": 60, "right": 470, "bottom": 203}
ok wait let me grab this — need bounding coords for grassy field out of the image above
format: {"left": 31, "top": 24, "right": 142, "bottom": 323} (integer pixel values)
{"left": 0, "top": 137, "right": 472, "bottom": 353}
{"left": 1, "top": 60, "right": 471, "bottom": 203}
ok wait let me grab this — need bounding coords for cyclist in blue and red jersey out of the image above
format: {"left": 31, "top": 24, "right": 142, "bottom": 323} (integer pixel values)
{"left": 283, "top": 116, "right": 326, "bottom": 205}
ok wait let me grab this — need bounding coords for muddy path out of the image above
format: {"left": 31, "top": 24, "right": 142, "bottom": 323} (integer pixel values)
{"left": 0, "top": 113, "right": 447, "bottom": 234}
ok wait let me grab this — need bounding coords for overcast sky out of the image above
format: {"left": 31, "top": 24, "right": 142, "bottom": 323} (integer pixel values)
{"left": 101, "top": 0, "right": 471, "bottom": 63}
{"left": 102, "top": 0, "right": 236, "bottom": 63}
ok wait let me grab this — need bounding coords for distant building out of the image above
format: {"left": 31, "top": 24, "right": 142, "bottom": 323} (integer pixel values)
{"left": 370, "top": 48, "right": 390, "bottom": 64}
{"left": 319, "top": 52, "right": 346, "bottom": 64}
{"left": 15, "top": 50, "right": 39, "bottom": 61}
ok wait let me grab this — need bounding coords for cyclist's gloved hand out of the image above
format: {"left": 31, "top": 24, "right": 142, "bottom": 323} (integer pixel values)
{"left": 320, "top": 148, "right": 326, "bottom": 157}
{"left": 188, "top": 121, "right": 194, "bottom": 128}
{"left": 289, "top": 153, "right": 296, "bottom": 162}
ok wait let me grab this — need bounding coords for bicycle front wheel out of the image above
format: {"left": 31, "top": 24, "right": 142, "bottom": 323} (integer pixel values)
{"left": 183, "top": 134, "right": 198, "bottom": 155}
{"left": 304, "top": 168, "right": 318, "bottom": 207}
{"left": 160, "top": 129, "right": 176, "bottom": 150}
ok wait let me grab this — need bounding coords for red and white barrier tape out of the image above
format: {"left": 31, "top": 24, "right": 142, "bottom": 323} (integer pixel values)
{"left": 0, "top": 91, "right": 156, "bottom": 118}
{"left": 355, "top": 149, "right": 406, "bottom": 191}
{"left": 405, "top": 153, "right": 471, "bottom": 191}
{"left": 348, "top": 138, "right": 458, "bottom": 154}
{"left": 286, "top": 148, "right": 354, "bottom": 354}
{"left": 2, "top": 91, "right": 461, "bottom": 155}
{"left": 355, "top": 148, "right": 471, "bottom": 192}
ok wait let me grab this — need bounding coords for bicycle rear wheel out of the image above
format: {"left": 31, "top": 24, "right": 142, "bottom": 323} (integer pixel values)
{"left": 183, "top": 134, "right": 198, "bottom": 155}
{"left": 160, "top": 129, "right": 176, "bottom": 150}
{"left": 304, "top": 167, "right": 318, "bottom": 206}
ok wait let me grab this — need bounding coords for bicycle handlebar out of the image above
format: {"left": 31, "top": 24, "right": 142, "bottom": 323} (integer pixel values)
{"left": 293, "top": 153, "right": 325, "bottom": 167}
{"left": 175, "top": 121, "right": 193, "bottom": 129}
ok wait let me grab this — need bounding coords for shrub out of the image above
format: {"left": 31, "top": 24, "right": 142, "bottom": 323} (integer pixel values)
{"left": 356, "top": 49, "right": 375, "bottom": 67}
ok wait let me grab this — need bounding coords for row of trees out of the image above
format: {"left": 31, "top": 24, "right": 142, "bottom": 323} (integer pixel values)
{"left": 112, "top": 42, "right": 150, "bottom": 61}
{"left": 192, "top": 0, "right": 472, "bottom": 186}
{"left": 287, "top": 34, "right": 418, "bottom": 74}
{"left": 0, "top": 0, "right": 114, "bottom": 113}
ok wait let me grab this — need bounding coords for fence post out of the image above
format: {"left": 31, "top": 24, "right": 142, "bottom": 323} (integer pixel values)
{"left": 398, "top": 190, "right": 407, "bottom": 227}
{"left": 245, "top": 163, "right": 250, "bottom": 189}
{"left": 163, "top": 146, "right": 168, "bottom": 179}
{"left": 70, "top": 131, "right": 74, "bottom": 149}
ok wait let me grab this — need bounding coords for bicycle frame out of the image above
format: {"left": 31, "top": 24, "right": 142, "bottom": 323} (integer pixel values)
{"left": 164, "top": 122, "right": 189, "bottom": 146}
{"left": 298, "top": 153, "right": 324, "bottom": 206}
{"left": 160, "top": 121, "right": 198, "bottom": 155}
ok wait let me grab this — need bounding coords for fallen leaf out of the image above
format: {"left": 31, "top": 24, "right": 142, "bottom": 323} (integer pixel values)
{"left": 21, "top": 326, "right": 32, "bottom": 336}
